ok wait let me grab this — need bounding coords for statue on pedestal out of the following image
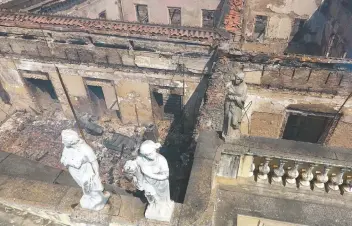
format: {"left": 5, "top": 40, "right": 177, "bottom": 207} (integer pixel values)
{"left": 222, "top": 71, "right": 247, "bottom": 142}
{"left": 61, "top": 129, "right": 110, "bottom": 211}
{"left": 124, "top": 140, "right": 174, "bottom": 222}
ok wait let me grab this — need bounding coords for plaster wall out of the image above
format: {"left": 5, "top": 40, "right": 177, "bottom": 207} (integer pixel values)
{"left": 58, "top": 0, "right": 121, "bottom": 20}
{"left": 242, "top": 0, "right": 322, "bottom": 53}
{"left": 240, "top": 87, "right": 352, "bottom": 148}
{"left": 0, "top": 57, "right": 203, "bottom": 126}
{"left": 120, "top": 0, "right": 221, "bottom": 27}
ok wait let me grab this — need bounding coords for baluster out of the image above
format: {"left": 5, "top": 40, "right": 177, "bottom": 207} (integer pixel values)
{"left": 248, "top": 161, "right": 255, "bottom": 177}
{"left": 286, "top": 162, "right": 300, "bottom": 184}
{"left": 258, "top": 158, "right": 271, "bottom": 180}
{"left": 328, "top": 168, "right": 346, "bottom": 191}
{"left": 343, "top": 178, "right": 352, "bottom": 193}
{"left": 300, "top": 164, "right": 316, "bottom": 187}
{"left": 314, "top": 166, "right": 330, "bottom": 189}
{"left": 272, "top": 160, "right": 286, "bottom": 183}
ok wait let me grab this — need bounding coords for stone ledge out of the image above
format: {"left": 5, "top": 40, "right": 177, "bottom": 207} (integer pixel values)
{"left": 0, "top": 175, "right": 148, "bottom": 226}
{"left": 223, "top": 136, "right": 352, "bottom": 168}
{"left": 178, "top": 131, "right": 221, "bottom": 226}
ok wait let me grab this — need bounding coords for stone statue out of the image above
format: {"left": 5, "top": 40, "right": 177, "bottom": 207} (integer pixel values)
{"left": 61, "top": 129, "right": 110, "bottom": 211}
{"left": 222, "top": 71, "right": 247, "bottom": 141}
{"left": 124, "top": 140, "right": 174, "bottom": 222}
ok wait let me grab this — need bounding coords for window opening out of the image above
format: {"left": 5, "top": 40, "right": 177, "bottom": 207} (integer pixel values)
{"left": 87, "top": 85, "right": 107, "bottom": 117}
{"left": 290, "top": 18, "right": 306, "bottom": 40}
{"left": 202, "top": 10, "right": 215, "bottom": 28}
{"left": 163, "top": 94, "right": 182, "bottom": 120}
{"left": 24, "top": 78, "right": 60, "bottom": 112}
{"left": 136, "top": 4, "right": 149, "bottom": 23}
{"left": 282, "top": 114, "right": 332, "bottom": 143}
{"left": 254, "top": 15, "right": 268, "bottom": 41}
{"left": 168, "top": 7, "right": 181, "bottom": 26}
{"left": 99, "top": 10, "right": 106, "bottom": 19}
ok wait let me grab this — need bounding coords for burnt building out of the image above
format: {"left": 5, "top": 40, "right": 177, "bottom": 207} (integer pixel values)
{"left": 0, "top": 0, "right": 351, "bottom": 226}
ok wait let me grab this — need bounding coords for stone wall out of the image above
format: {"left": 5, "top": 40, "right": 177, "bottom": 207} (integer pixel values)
{"left": 121, "top": 0, "right": 221, "bottom": 27}
{"left": 56, "top": 0, "right": 122, "bottom": 20}
{"left": 199, "top": 57, "right": 352, "bottom": 149}
{"left": 242, "top": 0, "right": 322, "bottom": 54}
{"left": 0, "top": 24, "right": 213, "bottom": 128}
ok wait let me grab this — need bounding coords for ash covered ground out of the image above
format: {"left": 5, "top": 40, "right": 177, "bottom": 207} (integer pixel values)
{"left": 0, "top": 111, "right": 195, "bottom": 201}
{"left": 0, "top": 111, "right": 139, "bottom": 190}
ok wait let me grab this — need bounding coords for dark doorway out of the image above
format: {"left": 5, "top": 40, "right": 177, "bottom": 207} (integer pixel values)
{"left": 151, "top": 90, "right": 182, "bottom": 121}
{"left": 253, "top": 15, "right": 268, "bottom": 41}
{"left": 24, "top": 78, "right": 60, "bottom": 111}
{"left": 164, "top": 94, "right": 182, "bottom": 120}
{"left": 87, "top": 85, "right": 107, "bottom": 117}
{"left": 282, "top": 114, "right": 332, "bottom": 143}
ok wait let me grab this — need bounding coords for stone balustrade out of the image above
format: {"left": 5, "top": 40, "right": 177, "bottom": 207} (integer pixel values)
{"left": 250, "top": 155, "right": 352, "bottom": 193}
{"left": 218, "top": 136, "right": 352, "bottom": 195}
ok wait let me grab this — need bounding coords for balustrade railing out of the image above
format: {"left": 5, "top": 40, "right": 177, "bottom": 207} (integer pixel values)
{"left": 249, "top": 155, "right": 352, "bottom": 193}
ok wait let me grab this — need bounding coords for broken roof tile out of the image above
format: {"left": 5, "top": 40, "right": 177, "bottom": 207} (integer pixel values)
{"left": 0, "top": 11, "right": 229, "bottom": 43}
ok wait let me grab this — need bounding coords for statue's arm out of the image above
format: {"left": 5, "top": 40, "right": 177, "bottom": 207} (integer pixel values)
{"left": 141, "top": 157, "right": 169, "bottom": 181}
{"left": 143, "top": 170, "right": 169, "bottom": 181}
{"left": 91, "top": 160, "right": 100, "bottom": 176}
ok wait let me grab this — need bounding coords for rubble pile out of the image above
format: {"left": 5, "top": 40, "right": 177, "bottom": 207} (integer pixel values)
{"left": 0, "top": 111, "right": 197, "bottom": 199}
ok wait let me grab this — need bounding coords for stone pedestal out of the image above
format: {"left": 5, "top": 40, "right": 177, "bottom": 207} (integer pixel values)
{"left": 223, "top": 129, "right": 241, "bottom": 143}
{"left": 145, "top": 201, "right": 175, "bottom": 222}
{"left": 70, "top": 202, "right": 112, "bottom": 226}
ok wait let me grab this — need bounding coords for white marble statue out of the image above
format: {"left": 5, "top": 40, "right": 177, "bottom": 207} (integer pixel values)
{"left": 124, "top": 140, "right": 174, "bottom": 222}
{"left": 61, "top": 129, "right": 110, "bottom": 211}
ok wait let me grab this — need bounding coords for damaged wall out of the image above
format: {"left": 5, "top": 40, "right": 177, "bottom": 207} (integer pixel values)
{"left": 285, "top": 0, "right": 352, "bottom": 58}
{"left": 242, "top": 0, "right": 322, "bottom": 54}
{"left": 1, "top": 56, "right": 205, "bottom": 129}
{"left": 199, "top": 57, "right": 352, "bottom": 149}
{"left": 55, "top": 0, "right": 122, "bottom": 20}
{"left": 0, "top": 23, "right": 214, "bottom": 129}
{"left": 121, "top": 0, "right": 221, "bottom": 27}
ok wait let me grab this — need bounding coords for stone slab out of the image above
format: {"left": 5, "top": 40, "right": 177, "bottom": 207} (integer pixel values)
{"left": 224, "top": 136, "right": 352, "bottom": 168}
{"left": 118, "top": 195, "right": 146, "bottom": 223}
{"left": 70, "top": 204, "right": 112, "bottom": 226}
{"left": 0, "top": 178, "right": 69, "bottom": 210}
{"left": 194, "top": 130, "right": 222, "bottom": 160}
{"left": 178, "top": 158, "right": 213, "bottom": 226}
{"left": 54, "top": 170, "right": 79, "bottom": 188}
{"left": 57, "top": 187, "right": 82, "bottom": 213}
{"left": 0, "top": 152, "right": 10, "bottom": 163}
{"left": 0, "top": 154, "right": 61, "bottom": 183}
{"left": 216, "top": 188, "right": 352, "bottom": 226}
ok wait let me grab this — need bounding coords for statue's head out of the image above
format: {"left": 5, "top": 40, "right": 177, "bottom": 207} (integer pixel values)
{"left": 61, "top": 129, "right": 81, "bottom": 147}
{"left": 140, "top": 140, "right": 161, "bottom": 161}
{"left": 231, "top": 72, "right": 245, "bottom": 85}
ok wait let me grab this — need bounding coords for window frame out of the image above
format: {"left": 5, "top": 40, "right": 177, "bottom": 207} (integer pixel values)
{"left": 168, "top": 7, "right": 182, "bottom": 26}
{"left": 135, "top": 4, "right": 149, "bottom": 24}
{"left": 202, "top": 9, "right": 215, "bottom": 28}
{"left": 253, "top": 15, "right": 268, "bottom": 42}
{"left": 279, "top": 108, "right": 340, "bottom": 144}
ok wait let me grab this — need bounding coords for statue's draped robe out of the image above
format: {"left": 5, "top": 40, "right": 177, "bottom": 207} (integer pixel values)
{"left": 224, "top": 81, "right": 247, "bottom": 136}
{"left": 136, "top": 154, "right": 170, "bottom": 205}
{"left": 61, "top": 141, "right": 103, "bottom": 193}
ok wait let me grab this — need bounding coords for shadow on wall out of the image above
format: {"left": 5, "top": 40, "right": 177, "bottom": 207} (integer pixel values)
{"left": 285, "top": 0, "right": 351, "bottom": 58}
{"left": 0, "top": 80, "right": 11, "bottom": 105}
{"left": 160, "top": 74, "right": 208, "bottom": 203}
{"left": 158, "top": 47, "right": 219, "bottom": 202}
